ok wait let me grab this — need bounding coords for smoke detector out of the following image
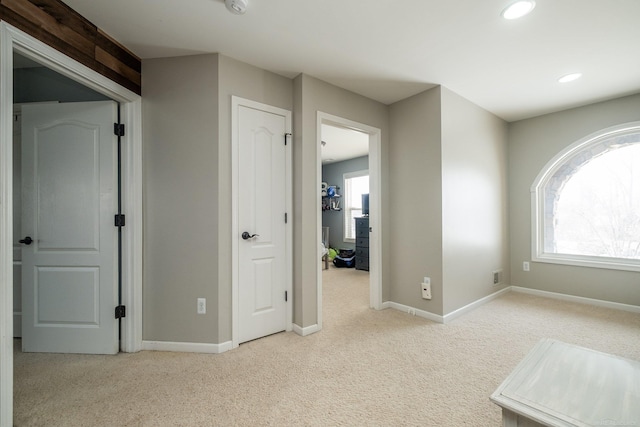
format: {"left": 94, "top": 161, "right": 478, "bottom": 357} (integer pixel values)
{"left": 225, "top": 0, "right": 248, "bottom": 15}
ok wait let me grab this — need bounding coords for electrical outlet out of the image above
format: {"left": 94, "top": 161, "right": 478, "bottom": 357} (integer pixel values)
{"left": 492, "top": 269, "right": 503, "bottom": 285}
{"left": 197, "top": 298, "right": 206, "bottom": 314}
{"left": 523, "top": 261, "right": 530, "bottom": 272}
{"left": 421, "top": 277, "right": 432, "bottom": 300}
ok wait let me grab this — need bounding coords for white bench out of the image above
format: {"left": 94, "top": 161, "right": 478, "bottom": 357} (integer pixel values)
{"left": 491, "top": 339, "right": 640, "bottom": 427}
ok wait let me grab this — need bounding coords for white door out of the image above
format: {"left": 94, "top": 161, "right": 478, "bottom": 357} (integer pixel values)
{"left": 21, "top": 101, "right": 119, "bottom": 354}
{"left": 236, "top": 100, "right": 291, "bottom": 344}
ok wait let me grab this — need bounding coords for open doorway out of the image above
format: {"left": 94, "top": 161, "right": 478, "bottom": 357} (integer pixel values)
{"left": 13, "top": 52, "right": 120, "bottom": 354}
{"left": 320, "top": 123, "right": 370, "bottom": 325}
{"left": 1, "top": 23, "right": 143, "bottom": 425}
{"left": 316, "top": 112, "right": 382, "bottom": 330}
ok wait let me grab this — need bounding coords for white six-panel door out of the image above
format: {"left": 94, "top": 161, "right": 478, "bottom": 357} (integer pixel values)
{"left": 236, "top": 100, "right": 291, "bottom": 344}
{"left": 21, "top": 101, "right": 118, "bottom": 354}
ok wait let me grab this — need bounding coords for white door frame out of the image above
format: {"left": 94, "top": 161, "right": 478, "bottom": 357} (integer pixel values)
{"left": 0, "top": 22, "right": 143, "bottom": 426}
{"left": 231, "top": 96, "right": 293, "bottom": 349}
{"left": 317, "top": 112, "right": 383, "bottom": 331}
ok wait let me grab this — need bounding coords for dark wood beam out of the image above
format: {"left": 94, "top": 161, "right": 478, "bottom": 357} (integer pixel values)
{"left": 1, "top": 0, "right": 141, "bottom": 95}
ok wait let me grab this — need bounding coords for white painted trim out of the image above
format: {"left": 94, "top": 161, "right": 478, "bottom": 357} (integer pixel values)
{"left": 384, "top": 301, "right": 444, "bottom": 323}
{"left": 511, "top": 286, "right": 640, "bottom": 314}
{"left": 142, "top": 340, "right": 233, "bottom": 354}
{"left": 383, "top": 286, "right": 640, "bottom": 327}
{"left": 0, "top": 23, "right": 143, "bottom": 424}
{"left": 231, "top": 96, "right": 293, "bottom": 349}
{"left": 317, "top": 112, "right": 383, "bottom": 332}
{"left": 316, "top": 115, "right": 324, "bottom": 331}
{"left": 0, "top": 25, "right": 15, "bottom": 427}
{"left": 442, "top": 287, "right": 511, "bottom": 324}
{"left": 292, "top": 323, "right": 321, "bottom": 337}
{"left": 120, "top": 97, "right": 144, "bottom": 353}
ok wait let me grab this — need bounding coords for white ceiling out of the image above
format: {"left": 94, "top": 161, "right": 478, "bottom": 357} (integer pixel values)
{"left": 321, "top": 124, "right": 369, "bottom": 164}
{"left": 60, "top": 0, "right": 640, "bottom": 122}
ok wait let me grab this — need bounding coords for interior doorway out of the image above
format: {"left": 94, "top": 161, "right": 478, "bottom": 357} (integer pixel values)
{"left": 316, "top": 112, "right": 382, "bottom": 330}
{"left": 19, "top": 100, "right": 121, "bottom": 354}
{"left": 13, "top": 53, "right": 118, "bottom": 354}
{"left": 1, "top": 23, "right": 143, "bottom": 425}
{"left": 231, "top": 96, "right": 293, "bottom": 347}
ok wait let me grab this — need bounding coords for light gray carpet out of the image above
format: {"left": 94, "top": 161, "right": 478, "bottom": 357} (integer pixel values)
{"left": 14, "top": 266, "right": 640, "bottom": 426}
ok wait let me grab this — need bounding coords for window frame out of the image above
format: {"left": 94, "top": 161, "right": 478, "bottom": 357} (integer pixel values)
{"left": 531, "top": 121, "right": 640, "bottom": 272}
{"left": 342, "top": 169, "right": 369, "bottom": 243}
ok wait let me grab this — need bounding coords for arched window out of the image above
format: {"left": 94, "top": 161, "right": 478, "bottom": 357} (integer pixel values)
{"left": 531, "top": 122, "right": 640, "bottom": 271}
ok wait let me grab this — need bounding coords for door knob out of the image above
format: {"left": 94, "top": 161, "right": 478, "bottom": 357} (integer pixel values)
{"left": 241, "top": 232, "right": 259, "bottom": 240}
{"left": 19, "top": 236, "right": 33, "bottom": 245}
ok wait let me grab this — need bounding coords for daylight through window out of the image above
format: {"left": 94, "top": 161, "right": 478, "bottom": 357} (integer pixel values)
{"left": 532, "top": 123, "right": 640, "bottom": 271}
{"left": 343, "top": 171, "right": 369, "bottom": 242}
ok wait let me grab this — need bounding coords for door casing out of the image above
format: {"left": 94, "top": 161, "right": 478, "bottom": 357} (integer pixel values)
{"left": 231, "top": 96, "right": 293, "bottom": 349}
{"left": 0, "top": 22, "right": 143, "bottom": 426}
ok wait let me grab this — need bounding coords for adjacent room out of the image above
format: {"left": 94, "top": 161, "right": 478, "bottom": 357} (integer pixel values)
{"left": 1, "top": 0, "right": 639, "bottom": 425}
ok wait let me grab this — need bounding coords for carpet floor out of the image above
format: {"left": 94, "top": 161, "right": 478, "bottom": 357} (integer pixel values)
{"left": 14, "top": 266, "right": 640, "bottom": 426}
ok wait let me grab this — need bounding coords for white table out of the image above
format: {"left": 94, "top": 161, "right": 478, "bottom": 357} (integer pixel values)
{"left": 491, "top": 339, "right": 640, "bottom": 427}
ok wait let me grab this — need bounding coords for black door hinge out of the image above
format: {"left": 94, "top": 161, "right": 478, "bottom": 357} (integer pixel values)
{"left": 115, "top": 305, "right": 126, "bottom": 319}
{"left": 114, "top": 214, "right": 126, "bottom": 227}
{"left": 285, "top": 291, "right": 288, "bottom": 302}
{"left": 285, "top": 213, "right": 288, "bottom": 224}
{"left": 114, "top": 123, "right": 125, "bottom": 137}
{"left": 285, "top": 133, "right": 291, "bottom": 145}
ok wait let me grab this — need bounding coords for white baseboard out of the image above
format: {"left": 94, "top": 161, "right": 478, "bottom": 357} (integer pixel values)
{"left": 292, "top": 323, "right": 320, "bottom": 336}
{"left": 384, "top": 301, "right": 444, "bottom": 323}
{"left": 142, "top": 288, "right": 638, "bottom": 354}
{"left": 142, "top": 340, "right": 233, "bottom": 354}
{"left": 443, "top": 286, "right": 512, "bottom": 324}
{"left": 511, "top": 286, "right": 640, "bottom": 314}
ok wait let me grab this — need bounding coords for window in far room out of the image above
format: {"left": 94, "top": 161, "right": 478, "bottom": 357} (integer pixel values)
{"left": 343, "top": 170, "right": 369, "bottom": 242}
{"left": 532, "top": 123, "right": 640, "bottom": 271}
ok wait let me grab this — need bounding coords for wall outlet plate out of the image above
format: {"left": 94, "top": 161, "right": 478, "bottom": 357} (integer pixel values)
{"left": 492, "top": 269, "right": 503, "bottom": 285}
{"left": 197, "top": 298, "right": 206, "bottom": 314}
{"left": 421, "top": 278, "right": 432, "bottom": 300}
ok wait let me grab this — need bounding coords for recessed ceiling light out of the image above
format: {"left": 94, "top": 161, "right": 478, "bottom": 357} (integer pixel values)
{"left": 502, "top": 0, "right": 536, "bottom": 20}
{"left": 558, "top": 73, "right": 582, "bottom": 83}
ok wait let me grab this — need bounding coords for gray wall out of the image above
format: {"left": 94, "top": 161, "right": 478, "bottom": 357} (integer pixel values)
{"left": 294, "top": 74, "right": 391, "bottom": 327}
{"left": 441, "top": 87, "right": 510, "bottom": 313}
{"left": 142, "top": 53, "right": 293, "bottom": 344}
{"left": 142, "top": 54, "right": 220, "bottom": 343}
{"left": 388, "top": 86, "right": 509, "bottom": 316}
{"left": 389, "top": 87, "right": 444, "bottom": 314}
{"left": 321, "top": 156, "right": 369, "bottom": 250}
{"left": 509, "top": 93, "right": 640, "bottom": 305}
{"left": 216, "top": 55, "right": 294, "bottom": 342}
{"left": 141, "top": 51, "right": 637, "bottom": 346}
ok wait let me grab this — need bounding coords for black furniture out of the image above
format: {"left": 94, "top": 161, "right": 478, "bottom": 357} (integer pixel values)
{"left": 355, "top": 217, "right": 369, "bottom": 271}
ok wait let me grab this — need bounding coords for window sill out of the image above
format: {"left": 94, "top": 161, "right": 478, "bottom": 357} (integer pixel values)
{"left": 533, "top": 253, "right": 640, "bottom": 273}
